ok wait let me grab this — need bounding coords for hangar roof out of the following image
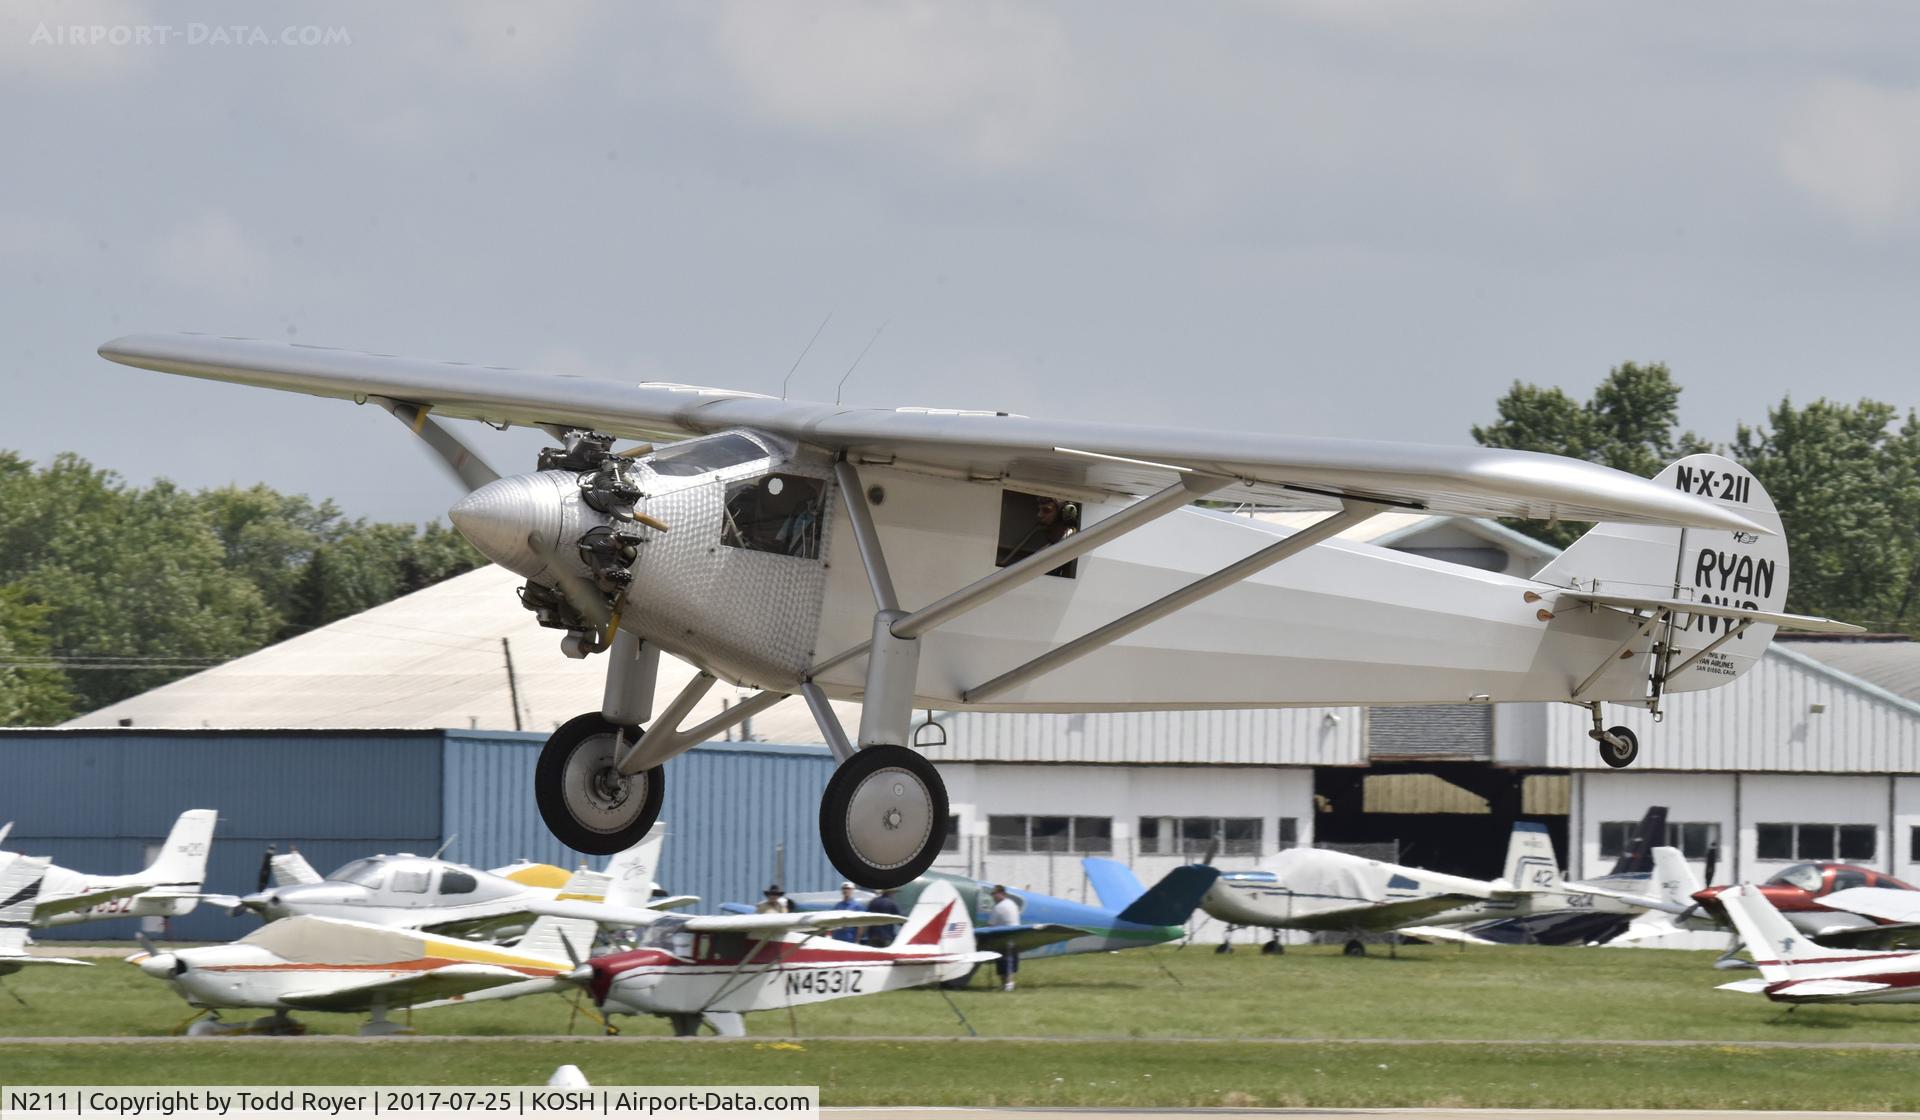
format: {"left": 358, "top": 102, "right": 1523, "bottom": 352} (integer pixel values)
{"left": 1776, "top": 636, "right": 1920, "bottom": 705}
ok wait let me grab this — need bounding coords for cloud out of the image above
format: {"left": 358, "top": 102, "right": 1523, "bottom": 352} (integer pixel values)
{"left": 701, "top": 0, "right": 1085, "bottom": 171}
{"left": 148, "top": 210, "right": 270, "bottom": 300}
{"left": 1780, "top": 79, "right": 1920, "bottom": 233}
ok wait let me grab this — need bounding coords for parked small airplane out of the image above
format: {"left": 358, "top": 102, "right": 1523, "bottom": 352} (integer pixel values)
{"left": 1, "top": 810, "right": 217, "bottom": 929}
{"left": 217, "top": 827, "right": 689, "bottom": 940}
{"left": 100, "top": 333, "right": 1858, "bottom": 886}
{"left": 130, "top": 909, "right": 601, "bottom": 1035}
{"left": 437, "top": 879, "right": 991, "bottom": 1036}
{"left": 1714, "top": 884, "right": 1920, "bottom": 1005}
{"left": 1691, "top": 863, "right": 1918, "bottom": 944}
{"left": 1203, "top": 823, "right": 1562, "bottom": 955}
{"left": 749, "top": 858, "right": 1219, "bottom": 981}
{"left": 0, "top": 857, "right": 90, "bottom": 976}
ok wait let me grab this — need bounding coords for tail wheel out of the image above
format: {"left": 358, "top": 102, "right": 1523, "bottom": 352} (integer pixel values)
{"left": 820, "top": 744, "right": 948, "bottom": 890}
{"left": 1597, "top": 725, "right": 1639, "bottom": 769}
{"left": 536, "top": 712, "right": 665, "bottom": 855}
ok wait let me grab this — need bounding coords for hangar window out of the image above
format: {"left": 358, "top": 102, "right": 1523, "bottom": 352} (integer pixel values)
{"left": 1139, "top": 816, "right": 1264, "bottom": 857}
{"left": 941, "top": 815, "right": 961, "bottom": 854}
{"left": 996, "top": 491, "right": 1080, "bottom": 578}
{"left": 1277, "top": 818, "right": 1299, "bottom": 849}
{"left": 439, "top": 870, "right": 476, "bottom": 896}
{"left": 1912, "top": 826, "right": 1920, "bottom": 864}
{"left": 646, "top": 433, "right": 767, "bottom": 478}
{"left": 987, "top": 815, "right": 1111, "bottom": 853}
{"left": 1598, "top": 820, "right": 1720, "bottom": 861}
{"left": 1756, "top": 823, "right": 1876, "bottom": 863}
{"left": 721, "top": 473, "right": 826, "bottom": 559}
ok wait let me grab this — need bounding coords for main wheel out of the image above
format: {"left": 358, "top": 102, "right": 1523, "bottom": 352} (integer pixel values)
{"left": 1596, "top": 725, "right": 1639, "bottom": 769}
{"left": 536, "top": 712, "right": 665, "bottom": 855}
{"left": 820, "top": 744, "right": 948, "bottom": 890}
{"left": 1342, "top": 938, "right": 1367, "bottom": 957}
{"left": 1261, "top": 939, "right": 1284, "bottom": 956}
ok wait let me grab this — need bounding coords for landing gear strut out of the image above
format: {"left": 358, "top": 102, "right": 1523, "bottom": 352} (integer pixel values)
{"left": 535, "top": 713, "right": 665, "bottom": 855}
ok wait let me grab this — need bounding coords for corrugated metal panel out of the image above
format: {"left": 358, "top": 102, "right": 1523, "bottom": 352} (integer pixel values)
{"left": 439, "top": 732, "right": 840, "bottom": 909}
{"left": 1368, "top": 705, "right": 1492, "bottom": 761}
{"left": 0, "top": 731, "right": 445, "bottom": 839}
{"left": 1542, "top": 645, "right": 1920, "bottom": 772}
{"left": 924, "top": 706, "right": 1366, "bottom": 766}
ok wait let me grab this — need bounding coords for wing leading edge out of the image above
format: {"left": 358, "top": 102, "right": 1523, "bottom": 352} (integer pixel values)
{"left": 100, "top": 333, "right": 1763, "bottom": 532}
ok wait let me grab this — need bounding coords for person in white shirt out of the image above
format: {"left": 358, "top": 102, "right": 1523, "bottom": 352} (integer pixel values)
{"left": 990, "top": 884, "right": 1021, "bottom": 991}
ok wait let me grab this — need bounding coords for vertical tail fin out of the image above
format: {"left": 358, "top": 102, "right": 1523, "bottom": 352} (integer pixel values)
{"left": 1719, "top": 884, "right": 1880, "bottom": 981}
{"left": 271, "top": 851, "right": 323, "bottom": 887}
{"left": 895, "top": 880, "right": 973, "bottom": 954}
{"left": 602, "top": 823, "right": 667, "bottom": 908}
{"left": 1081, "top": 857, "right": 1147, "bottom": 913}
{"left": 1536, "top": 454, "right": 1786, "bottom": 693}
{"left": 1610, "top": 806, "right": 1669, "bottom": 876}
{"left": 1649, "top": 846, "right": 1701, "bottom": 909}
{"left": 517, "top": 911, "right": 599, "bottom": 964}
{"left": 1500, "top": 822, "right": 1561, "bottom": 891}
{"left": 0, "top": 856, "right": 51, "bottom": 955}
{"left": 140, "top": 810, "right": 217, "bottom": 888}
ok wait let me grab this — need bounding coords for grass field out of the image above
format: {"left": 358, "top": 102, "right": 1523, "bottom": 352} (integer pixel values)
{"left": 5, "top": 941, "right": 1919, "bottom": 1110}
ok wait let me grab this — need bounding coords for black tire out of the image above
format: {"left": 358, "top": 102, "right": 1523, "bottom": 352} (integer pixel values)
{"left": 820, "top": 744, "right": 948, "bottom": 890}
{"left": 939, "top": 963, "right": 982, "bottom": 990}
{"left": 1597, "top": 725, "right": 1639, "bottom": 769}
{"left": 1343, "top": 939, "right": 1367, "bottom": 957}
{"left": 535, "top": 712, "right": 665, "bottom": 856}
{"left": 1213, "top": 942, "right": 1233, "bottom": 955}
{"left": 1261, "top": 939, "right": 1284, "bottom": 956}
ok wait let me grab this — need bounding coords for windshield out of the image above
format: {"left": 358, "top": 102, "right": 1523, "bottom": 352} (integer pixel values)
{"left": 328, "top": 858, "right": 387, "bottom": 888}
{"left": 1765, "top": 863, "right": 1824, "bottom": 891}
{"left": 645, "top": 433, "right": 767, "bottom": 478}
{"left": 639, "top": 916, "right": 694, "bottom": 957}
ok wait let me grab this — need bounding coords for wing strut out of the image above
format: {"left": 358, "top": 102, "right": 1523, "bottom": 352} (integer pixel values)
{"left": 965, "top": 500, "right": 1387, "bottom": 702}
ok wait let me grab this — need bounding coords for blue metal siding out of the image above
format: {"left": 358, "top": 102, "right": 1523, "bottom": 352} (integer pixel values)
{"left": 439, "top": 732, "right": 839, "bottom": 909}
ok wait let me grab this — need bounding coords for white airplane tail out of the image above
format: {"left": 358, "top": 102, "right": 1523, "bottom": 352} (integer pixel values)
{"left": 1719, "top": 884, "right": 1880, "bottom": 981}
{"left": 1499, "top": 822, "right": 1561, "bottom": 891}
{"left": 893, "top": 880, "right": 975, "bottom": 956}
{"left": 270, "top": 851, "right": 323, "bottom": 887}
{"left": 1649, "top": 846, "right": 1701, "bottom": 909}
{"left": 602, "top": 824, "right": 667, "bottom": 908}
{"left": 140, "top": 810, "right": 217, "bottom": 890}
{"left": 1535, "top": 453, "right": 1787, "bottom": 692}
{"left": 0, "top": 856, "right": 51, "bottom": 955}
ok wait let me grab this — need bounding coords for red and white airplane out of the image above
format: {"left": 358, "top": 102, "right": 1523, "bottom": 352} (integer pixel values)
{"left": 1692, "top": 863, "right": 1918, "bottom": 947}
{"left": 1715, "top": 884, "right": 1920, "bottom": 1006}
{"left": 448, "top": 879, "right": 992, "bottom": 1036}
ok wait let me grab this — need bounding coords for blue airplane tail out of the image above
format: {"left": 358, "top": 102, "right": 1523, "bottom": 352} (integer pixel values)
{"left": 1114, "top": 864, "right": 1221, "bottom": 927}
{"left": 1082, "top": 857, "right": 1148, "bottom": 912}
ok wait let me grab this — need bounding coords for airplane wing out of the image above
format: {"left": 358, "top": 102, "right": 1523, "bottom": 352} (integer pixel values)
{"left": 277, "top": 963, "right": 537, "bottom": 1012}
{"left": 528, "top": 899, "right": 904, "bottom": 935}
{"left": 1811, "top": 923, "right": 1920, "bottom": 951}
{"left": 974, "top": 923, "right": 1091, "bottom": 954}
{"left": 1, "top": 954, "right": 93, "bottom": 968}
{"left": 1288, "top": 894, "right": 1484, "bottom": 933}
{"left": 32, "top": 883, "right": 149, "bottom": 920}
{"left": 99, "top": 333, "right": 1765, "bottom": 531}
{"left": 1820, "top": 888, "right": 1920, "bottom": 926}
{"left": 1552, "top": 592, "right": 1862, "bottom": 635}
{"left": 648, "top": 894, "right": 699, "bottom": 912}
{"left": 1771, "top": 978, "right": 1891, "bottom": 998}
{"left": 1397, "top": 925, "right": 1499, "bottom": 946}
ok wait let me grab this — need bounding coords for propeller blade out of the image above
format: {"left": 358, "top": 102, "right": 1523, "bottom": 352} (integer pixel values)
{"left": 373, "top": 397, "right": 502, "bottom": 492}
{"left": 1201, "top": 837, "right": 1220, "bottom": 867}
{"left": 1704, "top": 842, "right": 1720, "bottom": 887}
{"left": 557, "top": 931, "right": 583, "bottom": 970}
{"left": 256, "top": 844, "right": 275, "bottom": 893}
{"left": 135, "top": 932, "right": 159, "bottom": 957}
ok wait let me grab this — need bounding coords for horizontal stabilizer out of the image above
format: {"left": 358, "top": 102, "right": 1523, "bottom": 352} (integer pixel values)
{"left": 1715, "top": 978, "right": 1771, "bottom": 994}
{"left": 33, "top": 883, "right": 148, "bottom": 920}
{"left": 1555, "top": 592, "right": 1861, "bottom": 634}
{"left": 1775, "top": 978, "right": 1891, "bottom": 998}
{"left": 974, "top": 923, "right": 1090, "bottom": 955}
{"left": 1398, "top": 925, "right": 1498, "bottom": 946}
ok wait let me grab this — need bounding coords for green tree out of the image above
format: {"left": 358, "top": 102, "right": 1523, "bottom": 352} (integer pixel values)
{"left": 1732, "top": 399, "right": 1920, "bottom": 630}
{"left": 1473, "top": 362, "right": 1710, "bottom": 547}
{"left": 0, "top": 587, "right": 77, "bottom": 725}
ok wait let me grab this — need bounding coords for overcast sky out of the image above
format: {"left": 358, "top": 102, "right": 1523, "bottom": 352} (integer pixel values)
{"left": 4, "top": 1, "right": 1918, "bottom": 523}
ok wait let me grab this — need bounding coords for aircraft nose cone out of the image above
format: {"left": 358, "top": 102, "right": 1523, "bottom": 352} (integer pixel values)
{"left": 448, "top": 473, "right": 567, "bottom": 579}
{"left": 136, "top": 952, "right": 180, "bottom": 980}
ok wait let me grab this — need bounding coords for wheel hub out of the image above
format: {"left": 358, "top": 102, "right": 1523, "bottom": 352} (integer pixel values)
{"left": 561, "top": 732, "right": 646, "bottom": 833}
{"left": 844, "top": 767, "right": 932, "bottom": 870}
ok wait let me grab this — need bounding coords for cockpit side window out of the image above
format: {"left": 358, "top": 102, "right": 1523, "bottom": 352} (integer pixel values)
{"left": 646, "top": 433, "right": 768, "bottom": 478}
{"left": 439, "top": 870, "right": 477, "bottom": 896}
{"left": 390, "top": 870, "right": 430, "bottom": 894}
{"left": 1832, "top": 869, "right": 1868, "bottom": 892}
{"left": 997, "top": 490, "right": 1080, "bottom": 578}
{"left": 721, "top": 474, "right": 826, "bottom": 559}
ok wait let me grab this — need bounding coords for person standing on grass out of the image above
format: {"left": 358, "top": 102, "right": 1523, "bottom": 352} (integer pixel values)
{"left": 990, "top": 884, "right": 1021, "bottom": 991}
{"left": 864, "top": 887, "right": 901, "bottom": 947}
{"left": 832, "top": 881, "right": 864, "bottom": 942}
